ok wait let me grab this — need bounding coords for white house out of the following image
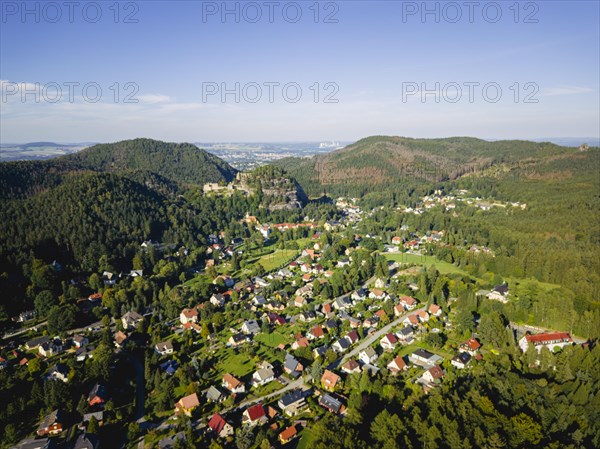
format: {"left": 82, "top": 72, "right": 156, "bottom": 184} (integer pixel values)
{"left": 358, "top": 347, "right": 378, "bottom": 365}
{"left": 379, "top": 333, "right": 398, "bottom": 351}
{"left": 252, "top": 362, "right": 275, "bottom": 387}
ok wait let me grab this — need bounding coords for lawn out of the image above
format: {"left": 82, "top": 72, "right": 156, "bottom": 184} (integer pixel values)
{"left": 255, "top": 249, "right": 299, "bottom": 272}
{"left": 255, "top": 330, "right": 289, "bottom": 348}
{"left": 385, "top": 253, "right": 468, "bottom": 275}
{"left": 215, "top": 350, "right": 255, "bottom": 378}
{"left": 296, "top": 428, "right": 315, "bottom": 449}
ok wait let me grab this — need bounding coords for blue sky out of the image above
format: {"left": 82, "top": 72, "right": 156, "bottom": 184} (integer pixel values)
{"left": 1, "top": 1, "right": 599, "bottom": 143}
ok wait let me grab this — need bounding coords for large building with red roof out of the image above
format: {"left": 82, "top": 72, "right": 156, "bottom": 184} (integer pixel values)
{"left": 518, "top": 332, "right": 573, "bottom": 353}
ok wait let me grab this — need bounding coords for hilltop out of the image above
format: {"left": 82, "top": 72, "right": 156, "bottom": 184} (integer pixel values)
{"left": 275, "top": 136, "right": 585, "bottom": 197}
{"left": 0, "top": 138, "right": 238, "bottom": 199}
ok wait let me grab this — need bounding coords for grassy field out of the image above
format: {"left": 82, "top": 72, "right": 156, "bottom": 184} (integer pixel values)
{"left": 215, "top": 350, "right": 256, "bottom": 378}
{"left": 385, "top": 252, "right": 468, "bottom": 275}
{"left": 255, "top": 330, "right": 289, "bottom": 348}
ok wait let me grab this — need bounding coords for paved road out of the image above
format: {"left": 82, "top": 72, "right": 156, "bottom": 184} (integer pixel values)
{"left": 329, "top": 306, "right": 426, "bottom": 370}
{"left": 2, "top": 320, "right": 48, "bottom": 340}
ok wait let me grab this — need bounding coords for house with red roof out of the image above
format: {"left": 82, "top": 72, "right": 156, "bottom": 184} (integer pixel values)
{"left": 279, "top": 425, "right": 298, "bottom": 444}
{"left": 387, "top": 356, "right": 408, "bottom": 375}
{"left": 321, "top": 370, "right": 341, "bottom": 391}
{"left": 428, "top": 304, "right": 442, "bottom": 317}
{"left": 399, "top": 296, "right": 417, "bottom": 310}
{"left": 208, "top": 413, "right": 234, "bottom": 438}
{"left": 243, "top": 403, "right": 267, "bottom": 426}
{"left": 460, "top": 338, "right": 481, "bottom": 356}
{"left": 179, "top": 308, "right": 198, "bottom": 325}
{"left": 380, "top": 333, "right": 398, "bottom": 351}
{"left": 518, "top": 332, "right": 573, "bottom": 353}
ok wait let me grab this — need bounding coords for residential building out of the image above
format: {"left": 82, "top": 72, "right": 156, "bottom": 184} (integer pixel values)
{"left": 387, "top": 356, "right": 408, "bottom": 374}
{"left": 223, "top": 373, "right": 245, "bottom": 394}
{"left": 121, "top": 311, "right": 143, "bottom": 330}
{"left": 37, "top": 410, "right": 64, "bottom": 436}
{"left": 243, "top": 403, "right": 267, "bottom": 426}
{"left": 175, "top": 393, "right": 200, "bottom": 416}
{"left": 208, "top": 413, "right": 234, "bottom": 438}
{"left": 451, "top": 352, "right": 472, "bottom": 369}
{"left": 155, "top": 341, "right": 174, "bottom": 356}
{"left": 321, "top": 370, "right": 341, "bottom": 391}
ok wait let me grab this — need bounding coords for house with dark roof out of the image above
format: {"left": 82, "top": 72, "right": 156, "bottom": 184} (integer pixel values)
{"left": 155, "top": 341, "right": 174, "bottom": 356}
{"left": 409, "top": 349, "right": 442, "bottom": 368}
{"left": 341, "top": 359, "right": 361, "bottom": 374}
{"left": 206, "top": 386, "right": 224, "bottom": 403}
{"left": 451, "top": 352, "right": 472, "bottom": 369}
{"left": 283, "top": 354, "right": 303, "bottom": 378}
{"left": 121, "top": 311, "right": 143, "bottom": 330}
{"left": 37, "top": 409, "right": 65, "bottom": 436}
{"left": 88, "top": 383, "right": 108, "bottom": 407}
{"left": 72, "top": 433, "right": 100, "bottom": 449}
{"left": 46, "top": 363, "right": 69, "bottom": 383}
{"left": 319, "top": 393, "right": 345, "bottom": 414}
{"left": 277, "top": 389, "right": 307, "bottom": 416}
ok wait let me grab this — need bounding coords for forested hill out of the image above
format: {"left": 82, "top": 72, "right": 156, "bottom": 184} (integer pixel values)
{"left": 0, "top": 138, "right": 238, "bottom": 199}
{"left": 275, "top": 136, "right": 587, "bottom": 197}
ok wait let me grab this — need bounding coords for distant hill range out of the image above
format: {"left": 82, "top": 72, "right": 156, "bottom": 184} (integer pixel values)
{"left": 0, "top": 138, "right": 238, "bottom": 199}
{"left": 275, "top": 135, "right": 599, "bottom": 197}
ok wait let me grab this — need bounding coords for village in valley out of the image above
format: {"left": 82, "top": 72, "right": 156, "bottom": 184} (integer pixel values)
{"left": 1, "top": 187, "right": 584, "bottom": 449}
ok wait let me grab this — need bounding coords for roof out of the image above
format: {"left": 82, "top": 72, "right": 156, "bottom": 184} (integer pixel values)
{"left": 181, "top": 308, "right": 198, "bottom": 318}
{"left": 347, "top": 330, "right": 359, "bottom": 342}
{"left": 383, "top": 333, "right": 398, "bottom": 344}
{"left": 223, "top": 373, "right": 242, "bottom": 389}
{"left": 73, "top": 433, "right": 99, "bottom": 449}
{"left": 413, "top": 349, "right": 434, "bottom": 359}
{"left": 428, "top": 365, "right": 444, "bottom": 379}
{"left": 389, "top": 356, "right": 406, "bottom": 370}
{"left": 525, "top": 332, "right": 572, "bottom": 344}
{"left": 399, "top": 326, "right": 414, "bottom": 336}
{"left": 206, "top": 386, "right": 223, "bottom": 401}
{"left": 429, "top": 304, "right": 441, "bottom": 314}
{"left": 400, "top": 295, "right": 416, "bottom": 305}
{"left": 208, "top": 413, "right": 228, "bottom": 434}
{"left": 123, "top": 311, "right": 143, "bottom": 321}
{"left": 321, "top": 369, "right": 340, "bottom": 387}
{"left": 280, "top": 425, "right": 297, "bottom": 441}
{"left": 453, "top": 352, "right": 471, "bottom": 364}
{"left": 38, "top": 409, "right": 62, "bottom": 431}
{"left": 361, "top": 347, "right": 376, "bottom": 357}
{"left": 156, "top": 341, "right": 173, "bottom": 351}
{"left": 177, "top": 393, "right": 199, "bottom": 410}
{"left": 342, "top": 360, "right": 360, "bottom": 371}
{"left": 309, "top": 325, "right": 324, "bottom": 337}
{"left": 461, "top": 338, "right": 481, "bottom": 351}
{"left": 245, "top": 403, "right": 266, "bottom": 421}
{"left": 88, "top": 383, "right": 108, "bottom": 401}
{"left": 319, "top": 393, "right": 342, "bottom": 413}
{"left": 114, "top": 331, "right": 128, "bottom": 345}
{"left": 493, "top": 283, "right": 509, "bottom": 294}
{"left": 279, "top": 389, "right": 304, "bottom": 407}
